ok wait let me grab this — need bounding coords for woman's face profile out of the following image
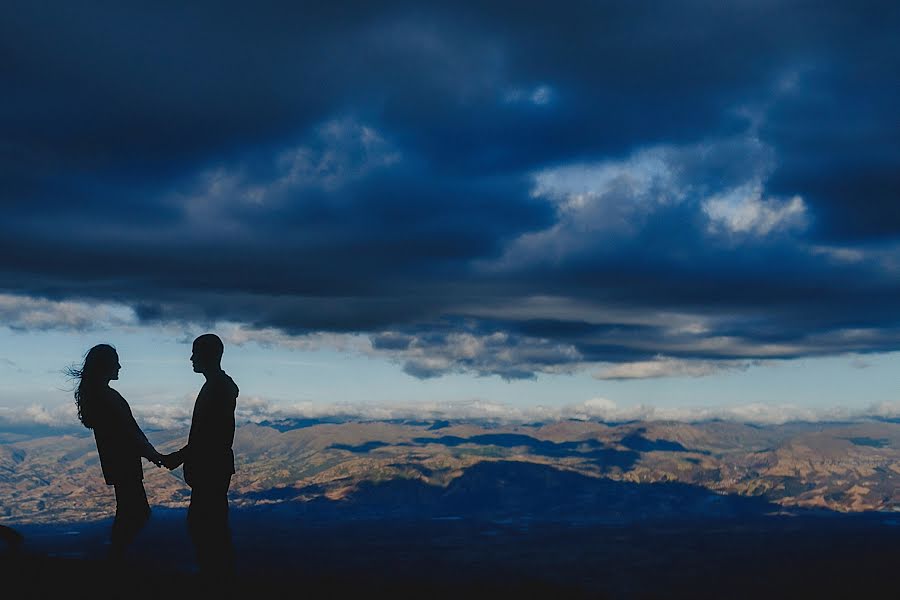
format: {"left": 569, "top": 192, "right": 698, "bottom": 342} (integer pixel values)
{"left": 108, "top": 353, "right": 121, "bottom": 381}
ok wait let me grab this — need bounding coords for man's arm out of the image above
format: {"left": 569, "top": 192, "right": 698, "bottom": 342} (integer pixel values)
{"left": 188, "top": 380, "right": 236, "bottom": 466}
{"left": 165, "top": 376, "right": 237, "bottom": 473}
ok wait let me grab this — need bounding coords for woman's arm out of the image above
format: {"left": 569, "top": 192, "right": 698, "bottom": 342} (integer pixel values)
{"left": 131, "top": 416, "right": 165, "bottom": 466}
{"left": 111, "top": 389, "right": 164, "bottom": 466}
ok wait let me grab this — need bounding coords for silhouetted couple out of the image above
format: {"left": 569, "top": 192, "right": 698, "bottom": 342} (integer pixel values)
{"left": 69, "top": 333, "right": 238, "bottom": 576}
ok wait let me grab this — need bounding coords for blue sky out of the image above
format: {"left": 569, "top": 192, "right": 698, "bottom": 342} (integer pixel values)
{"left": 1, "top": 2, "right": 899, "bottom": 426}
{"left": 2, "top": 323, "right": 899, "bottom": 426}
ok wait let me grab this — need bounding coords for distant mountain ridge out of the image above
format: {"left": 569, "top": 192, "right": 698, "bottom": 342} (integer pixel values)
{"left": 2, "top": 418, "right": 900, "bottom": 524}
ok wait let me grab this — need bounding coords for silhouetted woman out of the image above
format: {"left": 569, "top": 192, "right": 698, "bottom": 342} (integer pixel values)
{"left": 68, "top": 344, "right": 164, "bottom": 559}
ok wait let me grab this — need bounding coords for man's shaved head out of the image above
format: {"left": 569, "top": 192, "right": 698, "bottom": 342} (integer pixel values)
{"left": 192, "top": 333, "right": 224, "bottom": 364}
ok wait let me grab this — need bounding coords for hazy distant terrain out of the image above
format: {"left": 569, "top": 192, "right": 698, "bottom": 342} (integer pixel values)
{"left": 4, "top": 417, "right": 900, "bottom": 598}
{"left": 3, "top": 417, "right": 900, "bottom": 524}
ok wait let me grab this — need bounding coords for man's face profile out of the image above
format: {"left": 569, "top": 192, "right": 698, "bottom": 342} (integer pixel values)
{"left": 190, "top": 343, "right": 202, "bottom": 373}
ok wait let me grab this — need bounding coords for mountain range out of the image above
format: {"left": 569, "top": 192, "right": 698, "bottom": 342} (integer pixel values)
{"left": 3, "top": 417, "right": 900, "bottom": 524}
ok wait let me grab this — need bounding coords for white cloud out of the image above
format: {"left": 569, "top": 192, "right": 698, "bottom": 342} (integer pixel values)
{"left": 275, "top": 118, "right": 401, "bottom": 192}
{"left": 0, "top": 294, "right": 137, "bottom": 332}
{"left": 513, "top": 398, "right": 892, "bottom": 426}
{"left": 593, "top": 357, "right": 755, "bottom": 380}
{"left": 808, "top": 244, "right": 866, "bottom": 264}
{"left": 216, "top": 322, "right": 371, "bottom": 353}
{"left": 179, "top": 117, "right": 400, "bottom": 225}
{"left": 129, "top": 398, "right": 195, "bottom": 429}
{"left": 7, "top": 397, "right": 900, "bottom": 429}
{"left": 486, "top": 149, "right": 684, "bottom": 267}
{"left": 702, "top": 183, "right": 806, "bottom": 237}
{"left": 370, "top": 329, "right": 585, "bottom": 379}
{"left": 488, "top": 130, "right": 810, "bottom": 274}
{"left": 0, "top": 403, "right": 79, "bottom": 427}
{"left": 530, "top": 147, "right": 683, "bottom": 230}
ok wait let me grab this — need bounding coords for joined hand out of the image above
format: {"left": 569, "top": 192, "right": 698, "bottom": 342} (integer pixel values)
{"left": 149, "top": 451, "right": 165, "bottom": 468}
{"left": 161, "top": 452, "right": 183, "bottom": 470}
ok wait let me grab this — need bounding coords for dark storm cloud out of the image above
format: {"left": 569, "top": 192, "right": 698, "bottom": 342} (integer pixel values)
{"left": 1, "top": 1, "right": 898, "bottom": 377}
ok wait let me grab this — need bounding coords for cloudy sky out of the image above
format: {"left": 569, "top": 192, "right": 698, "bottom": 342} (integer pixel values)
{"left": 2, "top": 1, "right": 899, "bottom": 425}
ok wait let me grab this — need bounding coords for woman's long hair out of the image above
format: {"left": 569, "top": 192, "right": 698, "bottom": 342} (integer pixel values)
{"left": 66, "top": 344, "right": 117, "bottom": 429}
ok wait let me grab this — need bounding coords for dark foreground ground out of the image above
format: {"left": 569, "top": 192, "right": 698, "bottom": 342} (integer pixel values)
{"left": 4, "top": 508, "right": 900, "bottom": 599}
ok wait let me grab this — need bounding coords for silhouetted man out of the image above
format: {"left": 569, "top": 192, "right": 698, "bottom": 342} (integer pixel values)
{"left": 164, "top": 333, "right": 238, "bottom": 576}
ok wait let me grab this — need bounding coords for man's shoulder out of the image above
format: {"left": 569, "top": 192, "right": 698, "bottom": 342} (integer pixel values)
{"left": 208, "top": 371, "right": 239, "bottom": 399}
